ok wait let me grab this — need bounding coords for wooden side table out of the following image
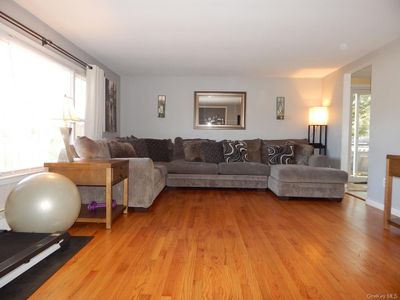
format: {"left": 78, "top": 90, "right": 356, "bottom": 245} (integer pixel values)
{"left": 44, "top": 160, "right": 129, "bottom": 229}
{"left": 384, "top": 155, "right": 400, "bottom": 229}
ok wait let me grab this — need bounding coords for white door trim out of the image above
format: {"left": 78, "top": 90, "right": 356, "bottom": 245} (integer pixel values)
{"left": 340, "top": 73, "right": 352, "bottom": 171}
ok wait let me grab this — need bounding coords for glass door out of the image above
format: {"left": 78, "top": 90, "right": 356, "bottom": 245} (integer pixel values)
{"left": 350, "top": 89, "right": 371, "bottom": 183}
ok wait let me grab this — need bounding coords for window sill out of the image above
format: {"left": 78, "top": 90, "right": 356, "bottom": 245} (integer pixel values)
{"left": 0, "top": 167, "right": 45, "bottom": 186}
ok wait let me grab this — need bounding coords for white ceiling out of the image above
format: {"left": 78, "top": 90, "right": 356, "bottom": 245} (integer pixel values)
{"left": 14, "top": 0, "right": 400, "bottom": 78}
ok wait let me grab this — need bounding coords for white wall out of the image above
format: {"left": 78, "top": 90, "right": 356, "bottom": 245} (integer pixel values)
{"left": 121, "top": 76, "right": 322, "bottom": 141}
{"left": 322, "top": 38, "right": 400, "bottom": 210}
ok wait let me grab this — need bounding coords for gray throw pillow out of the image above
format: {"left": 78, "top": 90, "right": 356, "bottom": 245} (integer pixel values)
{"left": 74, "top": 136, "right": 111, "bottom": 159}
{"left": 222, "top": 140, "right": 249, "bottom": 162}
{"left": 266, "top": 144, "right": 295, "bottom": 165}
{"left": 288, "top": 142, "right": 314, "bottom": 165}
{"left": 244, "top": 139, "right": 261, "bottom": 162}
{"left": 175, "top": 137, "right": 215, "bottom": 160}
{"left": 183, "top": 140, "right": 205, "bottom": 162}
{"left": 127, "top": 139, "right": 149, "bottom": 158}
{"left": 201, "top": 142, "right": 225, "bottom": 163}
{"left": 145, "top": 139, "right": 173, "bottom": 162}
{"left": 108, "top": 141, "right": 136, "bottom": 158}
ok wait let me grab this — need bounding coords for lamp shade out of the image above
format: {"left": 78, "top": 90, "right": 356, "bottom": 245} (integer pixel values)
{"left": 309, "top": 106, "right": 328, "bottom": 125}
{"left": 63, "top": 96, "right": 83, "bottom": 122}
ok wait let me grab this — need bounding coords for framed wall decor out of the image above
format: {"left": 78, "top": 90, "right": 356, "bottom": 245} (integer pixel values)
{"left": 105, "top": 78, "right": 117, "bottom": 132}
{"left": 276, "top": 97, "right": 285, "bottom": 120}
{"left": 194, "top": 91, "right": 246, "bottom": 129}
{"left": 158, "top": 95, "right": 166, "bottom": 118}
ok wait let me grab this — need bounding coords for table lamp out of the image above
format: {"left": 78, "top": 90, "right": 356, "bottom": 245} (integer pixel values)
{"left": 60, "top": 96, "right": 83, "bottom": 162}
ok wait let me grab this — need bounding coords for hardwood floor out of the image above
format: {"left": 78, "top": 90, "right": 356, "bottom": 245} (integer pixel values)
{"left": 31, "top": 188, "right": 400, "bottom": 299}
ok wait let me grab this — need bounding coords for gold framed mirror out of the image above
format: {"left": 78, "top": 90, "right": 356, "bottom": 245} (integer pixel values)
{"left": 194, "top": 91, "right": 246, "bottom": 130}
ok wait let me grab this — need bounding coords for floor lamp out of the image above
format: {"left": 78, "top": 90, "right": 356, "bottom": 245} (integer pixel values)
{"left": 308, "top": 106, "right": 328, "bottom": 155}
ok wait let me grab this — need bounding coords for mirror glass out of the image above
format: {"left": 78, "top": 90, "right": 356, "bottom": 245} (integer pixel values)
{"left": 194, "top": 91, "right": 246, "bottom": 129}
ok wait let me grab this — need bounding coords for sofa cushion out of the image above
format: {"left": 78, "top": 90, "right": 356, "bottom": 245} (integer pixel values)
{"left": 126, "top": 139, "right": 149, "bottom": 158}
{"left": 261, "top": 140, "right": 285, "bottom": 163}
{"left": 201, "top": 141, "right": 225, "bottom": 163}
{"left": 166, "top": 159, "right": 218, "bottom": 174}
{"left": 308, "top": 155, "right": 330, "bottom": 168}
{"left": 108, "top": 140, "right": 137, "bottom": 158}
{"left": 74, "top": 136, "right": 110, "bottom": 159}
{"left": 291, "top": 143, "right": 314, "bottom": 165}
{"left": 183, "top": 140, "right": 205, "bottom": 162}
{"left": 261, "top": 139, "right": 308, "bottom": 164}
{"left": 218, "top": 162, "right": 270, "bottom": 176}
{"left": 117, "top": 135, "right": 138, "bottom": 141}
{"left": 145, "top": 138, "right": 173, "bottom": 162}
{"left": 243, "top": 139, "right": 262, "bottom": 163}
{"left": 287, "top": 138, "right": 309, "bottom": 145}
{"left": 270, "top": 165, "right": 348, "bottom": 183}
{"left": 174, "top": 137, "right": 215, "bottom": 160}
{"left": 222, "top": 140, "right": 249, "bottom": 162}
{"left": 265, "top": 144, "right": 295, "bottom": 165}
{"left": 154, "top": 164, "right": 168, "bottom": 179}
{"left": 173, "top": 137, "right": 185, "bottom": 160}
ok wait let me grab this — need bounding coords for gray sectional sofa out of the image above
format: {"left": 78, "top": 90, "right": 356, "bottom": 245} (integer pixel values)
{"left": 69, "top": 136, "right": 348, "bottom": 209}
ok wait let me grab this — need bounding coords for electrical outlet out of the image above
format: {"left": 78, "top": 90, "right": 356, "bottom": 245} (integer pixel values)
{"left": 383, "top": 178, "right": 386, "bottom": 188}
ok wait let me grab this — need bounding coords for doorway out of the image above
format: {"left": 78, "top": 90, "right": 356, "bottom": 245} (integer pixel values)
{"left": 346, "top": 66, "right": 371, "bottom": 200}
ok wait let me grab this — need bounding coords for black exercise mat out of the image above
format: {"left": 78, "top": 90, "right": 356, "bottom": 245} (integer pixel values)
{"left": 0, "top": 236, "right": 93, "bottom": 300}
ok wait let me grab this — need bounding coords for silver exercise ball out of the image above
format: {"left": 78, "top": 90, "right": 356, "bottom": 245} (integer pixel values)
{"left": 5, "top": 172, "right": 81, "bottom": 233}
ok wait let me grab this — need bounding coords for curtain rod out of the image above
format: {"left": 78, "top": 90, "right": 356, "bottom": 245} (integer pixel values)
{"left": 0, "top": 11, "right": 93, "bottom": 70}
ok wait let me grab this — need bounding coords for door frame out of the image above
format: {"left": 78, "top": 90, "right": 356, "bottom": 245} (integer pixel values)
{"left": 340, "top": 65, "right": 372, "bottom": 173}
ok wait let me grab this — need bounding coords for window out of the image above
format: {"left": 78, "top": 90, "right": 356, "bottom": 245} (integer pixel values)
{"left": 0, "top": 28, "right": 86, "bottom": 175}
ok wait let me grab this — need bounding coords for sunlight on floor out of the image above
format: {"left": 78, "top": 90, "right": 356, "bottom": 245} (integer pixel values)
{"left": 346, "top": 183, "right": 368, "bottom": 200}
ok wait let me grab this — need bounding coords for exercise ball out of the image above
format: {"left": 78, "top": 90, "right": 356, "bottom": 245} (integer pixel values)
{"left": 5, "top": 172, "right": 81, "bottom": 233}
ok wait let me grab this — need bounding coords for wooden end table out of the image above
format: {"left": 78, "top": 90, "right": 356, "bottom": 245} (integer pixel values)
{"left": 44, "top": 159, "right": 129, "bottom": 229}
{"left": 384, "top": 155, "right": 400, "bottom": 229}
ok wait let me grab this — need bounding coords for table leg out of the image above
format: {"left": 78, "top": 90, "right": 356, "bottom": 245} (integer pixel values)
{"left": 123, "top": 177, "right": 128, "bottom": 214}
{"left": 106, "top": 167, "right": 112, "bottom": 229}
{"left": 384, "top": 175, "right": 393, "bottom": 230}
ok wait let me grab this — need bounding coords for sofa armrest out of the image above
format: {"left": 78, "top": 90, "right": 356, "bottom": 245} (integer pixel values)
{"left": 78, "top": 158, "right": 157, "bottom": 208}
{"left": 113, "top": 158, "right": 156, "bottom": 207}
{"left": 308, "top": 155, "right": 330, "bottom": 168}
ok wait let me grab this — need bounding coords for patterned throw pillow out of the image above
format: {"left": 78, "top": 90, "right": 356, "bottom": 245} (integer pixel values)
{"left": 222, "top": 140, "right": 249, "bottom": 162}
{"left": 201, "top": 141, "right": 225, "bottom": 163}
{"left": 266, "top": 144, "right": 295, "bottom": 165}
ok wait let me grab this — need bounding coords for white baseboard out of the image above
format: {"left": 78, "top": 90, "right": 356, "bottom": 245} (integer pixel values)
{"left": 366, "top": 198, "right": 400, "bottom": 217}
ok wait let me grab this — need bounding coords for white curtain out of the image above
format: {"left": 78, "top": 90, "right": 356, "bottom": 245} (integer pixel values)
{"left": 85, "top": 65, "right": 105, "bottom": 140}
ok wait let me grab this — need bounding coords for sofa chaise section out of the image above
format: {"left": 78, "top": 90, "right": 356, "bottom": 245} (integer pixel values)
{"left": 268, "top": 164, "right": 348, "bottom": 199}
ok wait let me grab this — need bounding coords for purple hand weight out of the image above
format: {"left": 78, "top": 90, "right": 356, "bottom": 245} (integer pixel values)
{"left": 87, "top": 199, "right": 117, "bottom": 211}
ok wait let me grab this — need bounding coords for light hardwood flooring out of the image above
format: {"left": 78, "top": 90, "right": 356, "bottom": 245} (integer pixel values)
{"left": 31, "top": 188, "right": 400, "bottom": 299}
